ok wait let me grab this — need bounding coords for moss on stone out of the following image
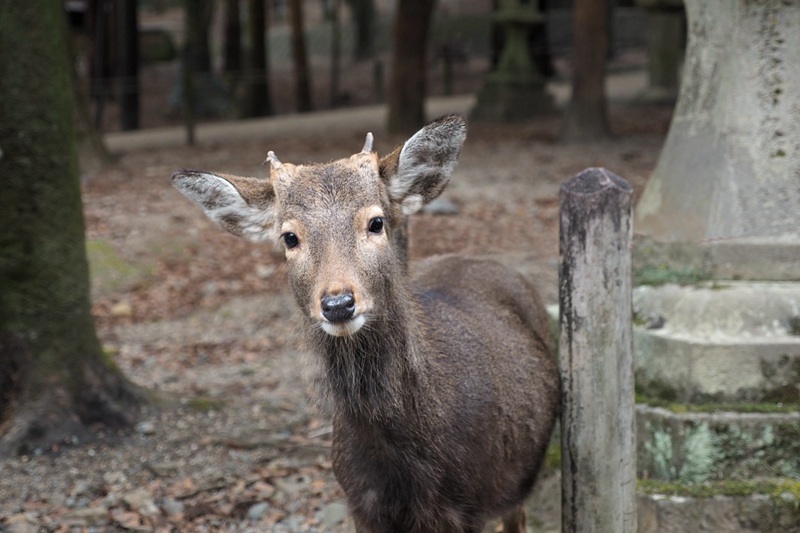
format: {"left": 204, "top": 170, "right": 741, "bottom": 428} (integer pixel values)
{"left": 633, "top": 264, "right": 711, "bottom": 287}
{"left": 638, "top": 478, "right": 800, "bottom": 510}
{"left": 637, "top": 395, "right": 800, "bottom": 414}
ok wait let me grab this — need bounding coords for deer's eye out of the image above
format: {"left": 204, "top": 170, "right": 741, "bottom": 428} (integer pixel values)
{"left": 368, "top": 217, "right": 384, "bottom": 234}
{"left": 282, "top": 232, "right": 299, "bottom": 249}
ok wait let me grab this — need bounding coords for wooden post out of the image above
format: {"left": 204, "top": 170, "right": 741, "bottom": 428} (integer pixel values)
{"left": 559, "top": 167, "right": 636, "bottom": 533}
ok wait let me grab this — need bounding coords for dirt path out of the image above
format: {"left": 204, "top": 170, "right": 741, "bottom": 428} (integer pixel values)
{"left": 0, "top": 100, "right": 670, "bottom": 532}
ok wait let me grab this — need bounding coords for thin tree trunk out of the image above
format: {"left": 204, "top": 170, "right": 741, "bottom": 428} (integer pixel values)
{"left": 0, "top": 0, "right": 145, "bottom": 457}
{"left": 386, "top": 0, "right": 435, "bottom": 135}
{"left": 73, "top": 0, "right": 114, "bottom": 177}
{"left": 329, "top": 0, "right": 342, "bottom": 107}
{"left": 118, "top": 0, "right": 139, "bottom": 130}
{"left": 88, "top": 0, "right": 110, "bottom": 129}
{"left": 348, "top": 0, "right": 375, "bottom": 61}
{"left": 244, "top": 0, "right": 272, "bottom": 116}
{"left": 193, "top": 0, "right": 214, "bottom": 74}
{"left": 223, "top": 0, "right": 244, "bottom": 107}
{"left": 563, "top": 0, "right": 611, "bottom": 142}
{"left": 223, "top": 0, "right": 242, "bottom": 75}
{"left": 288, "top": 0, "right": 312, "bottom": 112}
{"left": 184, "top": 0, "right": 198, "bottom": 144}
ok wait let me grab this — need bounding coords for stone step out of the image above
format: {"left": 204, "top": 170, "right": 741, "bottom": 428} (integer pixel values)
{"left": 637, "top": 478, "right": 800, "bottom": 533}
{"left": 633, "top": 281, "right": 800, "bottom": 403}
{"left": 523, "top": 450, "right": 800, "bottom": 532}
{"left": 637, "top": 404, "right": 800, "bottom": 483}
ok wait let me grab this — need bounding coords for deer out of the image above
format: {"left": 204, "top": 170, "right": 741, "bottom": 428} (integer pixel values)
{"left": 171, "top": 115, "right": 561, "bottom": 533}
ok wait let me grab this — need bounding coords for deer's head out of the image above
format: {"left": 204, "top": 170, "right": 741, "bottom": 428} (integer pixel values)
{"left": 172, "top": 115, "right": 466, "bottom": 337}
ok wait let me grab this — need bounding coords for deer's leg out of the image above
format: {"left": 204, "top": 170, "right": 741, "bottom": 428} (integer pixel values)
{"left": 501, "top": 506, "right": 528, "bottom": 533}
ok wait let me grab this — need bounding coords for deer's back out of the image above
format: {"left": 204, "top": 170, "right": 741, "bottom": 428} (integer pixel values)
{"left": 413, "top": 253, "right": 558, "bottom": 408}
{"left": 413, "top": 254, "right": 554, "bottom": 377}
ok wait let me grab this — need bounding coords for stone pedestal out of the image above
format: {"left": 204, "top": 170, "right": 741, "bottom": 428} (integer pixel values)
{"left": 633, "top": 282, "right": 800, "bottom": 404}
{"left": 631, "top": 4, "right": 800, "bottom": 518}
{"left": 471, "top": 0, "right": 554, "bottom": 121}
{"left": 636, "top": 0, "right": 800, "bottom": 248}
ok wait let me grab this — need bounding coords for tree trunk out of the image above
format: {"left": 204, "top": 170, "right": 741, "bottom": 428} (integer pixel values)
{"left": 117, "top": 0, "right": 139, "bottom": 130}
{"left": 0, "top": 0, "right": 145, "bottom": 457}
{"left": 563, "top": 0, "right": 611, "bottom": 142}
{"left": 347, "top": 0, "right": 375, "bottom": 61}
{"left": 329, "top": 0, "right": 342, "bottom": 107}
{"left": 288, "top": 0, "right": 312, "bottom": 112}
{"left": 190, "top": 0, "right": 214, "bottom": 74}
{"left": 244, "top": 0, "right": 272, "bottom": 117}
{"left": 184, "top": 0, "right": 199, "bottom": 144}
{"left": 74, "top": 0, "right": 114, "bottom": 178}
{"left": 223, "top": 0, "right": 242, "bottom": 76}
{"left": 87, "top": 0, "right": 109, "bottom": 129}
{"left": 386, "top": 0, "right": 435, "bottom": 135}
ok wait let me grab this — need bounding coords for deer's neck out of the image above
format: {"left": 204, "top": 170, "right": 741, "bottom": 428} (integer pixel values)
{"left": 308, "top": 290, "right": 429, "bottom": 423}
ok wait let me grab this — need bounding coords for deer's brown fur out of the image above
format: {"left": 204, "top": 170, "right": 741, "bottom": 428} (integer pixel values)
{"left": 171, "top": 115, "right": 561, "bottom": 533}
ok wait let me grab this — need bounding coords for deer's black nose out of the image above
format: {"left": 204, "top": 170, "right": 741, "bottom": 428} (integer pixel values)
{"left": 321, "top": 293, "right": 356, "bottom": 323}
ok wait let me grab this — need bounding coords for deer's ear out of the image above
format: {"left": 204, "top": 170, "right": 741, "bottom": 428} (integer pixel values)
{"left": 379, "top": 114, "right": 467, "bottom": 215}
{"left": 172, "top": 169, "right": 278, "bottom": 242}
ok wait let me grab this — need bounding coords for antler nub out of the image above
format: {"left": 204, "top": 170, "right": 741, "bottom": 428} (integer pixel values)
{"left": 263, "top": 151, "right": 282, "bottom": 169}
{"left": 362, "top": 132, "right": 374, "bottom": 154}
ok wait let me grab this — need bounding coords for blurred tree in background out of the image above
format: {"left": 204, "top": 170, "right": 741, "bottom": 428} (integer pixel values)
{"left": 346, "top": 0, "right": 376, "bottom": 61}
{"left": 289, "top": 0, "right": 313, "bottom": 112}
{"left": 244, "top": 0, "right": 274, "bottom": 117}
{"left": 387, "top": 0, "right": 436, "bottom": 134}
{"left": 563, "top": 0, "right": 612, "bottom": 141}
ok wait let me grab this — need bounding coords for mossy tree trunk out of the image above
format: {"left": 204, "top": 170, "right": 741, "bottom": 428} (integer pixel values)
{"left": 0, "top": 0, "right": 146, "bottom": 457}
{"left": 386, "top": 0, "right": 435, "bottom": 135}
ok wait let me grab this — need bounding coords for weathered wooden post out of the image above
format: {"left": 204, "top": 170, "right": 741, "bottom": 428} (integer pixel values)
{"left": 559, "top": 167, "right": 636, "bottom": 532}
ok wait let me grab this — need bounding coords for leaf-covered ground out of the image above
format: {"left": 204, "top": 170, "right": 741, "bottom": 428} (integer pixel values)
{"left": 0, "top": 103, "right": 670, "bottom": 532}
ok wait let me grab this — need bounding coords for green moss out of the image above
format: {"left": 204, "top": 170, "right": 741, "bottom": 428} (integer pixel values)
{"left": 643, "top": 428, "right": 676, "bottom": 480}
{"left": 187, "top": 396, "right": 224, "bottom": 412}
{"left": 788, "top": 317, "right": 800, "bottom": 337}
{"left": 638, "top": 478, "right": 800, "bottom": 509}
{"left": 544, "top": 440, "right": 562, "bottom": 470}
{"left": 632, "top": 310, "right": 650, "bottom": 328}
{"left": 635, "top": 379, "right": 680, "bottom": 403}
{"left": 636, "top": 395, "right": 800, "bottom": 414}
{"left": 86, "top": 239, "right": 152, "bottom": 295}
{"left": 634, "top": 265, "right": 711, "bottom": 287}
{"left": 680, "top": 423, "right": 718, "bottom": 483}
{"left": 708, "top": 281, "right": 732, "bottom": 290}
{"left": 99, "top": 346, "right": 123, "bottom": 375}
{"left": 147, "top": 239, "right": 197, "bottom": 263}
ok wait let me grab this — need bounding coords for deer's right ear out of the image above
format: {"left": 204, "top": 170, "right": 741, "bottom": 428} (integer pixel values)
{"left": 171, "top": 169, "right": 278, "bottom": 243}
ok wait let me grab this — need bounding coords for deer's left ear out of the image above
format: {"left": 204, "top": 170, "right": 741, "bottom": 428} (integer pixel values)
{"left": 379, "top": 114, "right": 467, "bottom": 215}
{"left": 171, "top": 169, "right": 278, "bottom": 243}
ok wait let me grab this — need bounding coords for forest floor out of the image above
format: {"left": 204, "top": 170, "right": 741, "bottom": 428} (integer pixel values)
{"left": 0, "top": 96, "right": 672, "bottom": 532}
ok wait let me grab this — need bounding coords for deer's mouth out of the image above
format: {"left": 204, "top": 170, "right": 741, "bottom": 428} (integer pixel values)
{"left": 317, "top": 289, "right": 370, "bottom": 337}
{"left": 321, "top": 314, "right": 366, "bottom": 337}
